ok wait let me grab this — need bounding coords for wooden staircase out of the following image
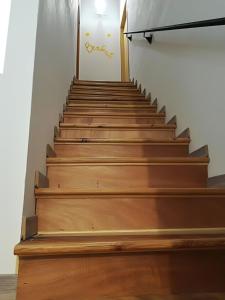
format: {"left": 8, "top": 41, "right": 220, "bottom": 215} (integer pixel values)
{"left": 15, "top": 79, "right": 225, "bottom": 300}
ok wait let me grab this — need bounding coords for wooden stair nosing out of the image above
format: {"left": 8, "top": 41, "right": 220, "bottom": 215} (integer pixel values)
{"left": 59, "top": 123, "right": 177, "bottom": 130}
{"left": 66, "top": 103, "right": 155, "bottom": 108}
{"left": 54, "top": 137, "right": 190, "bottom": 144}
{"left": 15, "top": 234, "right": 225, "bottom": 257}
{"left": 46, "top": 156, "right": 209, "bottom": 165}
{"left": 74, "top": 80, "right": 135, "bottom": 86}
{"left": 63, "top": 112, "right": 165, "bottom": 117}
{"left": 34, "top": 187, "right": 225, "bottom": 196}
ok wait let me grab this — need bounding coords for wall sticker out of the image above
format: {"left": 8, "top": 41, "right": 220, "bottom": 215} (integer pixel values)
{"left": 85, "top": 41, "right": 114, "bottom": 59}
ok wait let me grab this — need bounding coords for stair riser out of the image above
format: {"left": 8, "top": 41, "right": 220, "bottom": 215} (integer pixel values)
{"left": 63, "top": 116, "right": 165, "bottom": 125}
{"left": 36, "top": 195, "right": 225, "bottom": 233}
{"left": 68, "top": 100, "right": 149, "bottom": 105}
{"left": 74, "top": 82, "right": 135, "bottom": 87}
{"left": 59, "top": 128, "right": 175, "bottom": 139}
{"left": 66, "top": 108, "right": 157, "bottom": 114}
{"left": 54, "top": 144, "right": 188, "bottom": 157}
{"left": 17, "top": 252, "right": 225, "bottom": 300}
{"left": 47, "top": 164, "right": 207, "bottom": 189}
{"left": 69, "top": 94, "right": 145, "bottom": 99}
{"left": 70, "top": 92, "right": 142, "bottom": 97}
{"left": 72, "top": 86, "right": 138, "bottom": 92}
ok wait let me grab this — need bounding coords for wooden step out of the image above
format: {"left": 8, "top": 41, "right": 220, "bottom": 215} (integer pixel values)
{"left": 66, "top": 103, "right": 152, "bottom": 108}
{"left": 70, "top": 89, "right": 141, "bottom": 96}
{"left": 54, "top": 141, "right": 189, "bottom": 157}
{"left": 15, "top": 234, "right": 225, "bottom": 299}
{"left": 74, "top": 80, "right": 135, "bottom": 87}
{"left": 66, "top": 105, "right": 157, "bottom": 114}
{"left": 68, "top": 94, "right": 146, "bottom": 100}
{"left": 63, "top": 110, "right": 159, "bottom": 116}
{"left": 58, "top": 124, "right": 176, "bottom": 139}
{"left": 72, "top": 85, "right": 138, "bottom": 92}
{"left": 63, "top": 112, "right": 165, "bottom": 125}
{"left": 46, "top": 157, "right": 208, "bottom": 189}
{"left": 36, "top": 188, "right": 225, "bottom": 234}
{"left": 67, "top": 100, "right": 149, "bottom": 106}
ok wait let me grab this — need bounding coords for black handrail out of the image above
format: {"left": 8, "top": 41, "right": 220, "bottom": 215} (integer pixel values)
{"left": 124, "top": 17, "right": 225, "bottom": 35}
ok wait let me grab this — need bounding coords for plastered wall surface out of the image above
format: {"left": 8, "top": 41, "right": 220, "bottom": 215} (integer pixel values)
{"left": 127, "top": 0, "right": 225, "bottom": 176}
{"left": 0, "top": 0, "right": 77, "bottom": 274}
{"left": 80, "top": 0, "right": 121, "bottom": 81}
{"left": 0, "top": 0, "right": 39, "bottom": 273}
{"left": 23, "top": 0, "right": 77, "bottom": 218}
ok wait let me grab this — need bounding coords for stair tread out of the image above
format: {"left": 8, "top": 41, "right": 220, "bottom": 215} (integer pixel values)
{"left": 46, "top": 156, "right": 209, "bottom": 164}
{"left": 67, "top": 104, "right": 155, "bottom": 108}
{"left": 15, "top": 234, "right": 225, "bottom": 256}
{"left": 35, "top": 187, "right": 225, "bottom": 196}
{"left": 54, "top": 138, "right": 190, "bottom": 143}
{"left": 59, "top": 123, "right": 175, "bottom": 129}
{"left": 63, "top": 112, "right": 165, "bottom": 117}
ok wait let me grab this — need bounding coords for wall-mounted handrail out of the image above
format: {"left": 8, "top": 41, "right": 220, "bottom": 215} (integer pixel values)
{"left": 124, "top": 17, "right": 225, "bottom": 44}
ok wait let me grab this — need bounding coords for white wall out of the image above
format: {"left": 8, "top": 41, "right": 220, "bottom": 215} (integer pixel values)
{"left": 0, "top": 0, "right": 39, "bottom": 274}
{"left": 23, "top": 0, "right": 77, "bottom": 218}
{"left": 127, "top": 0, "right": 225, "bottom": 176}
{"left": 0, "top": 0, "right": 77, "bottom": 275}
{"left": 80, "top": 0, "right": 121, "bottom": 81}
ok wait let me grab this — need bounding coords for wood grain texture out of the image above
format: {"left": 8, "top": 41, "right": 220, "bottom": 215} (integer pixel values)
{"left": 16, "top": 250, "right": 225, "bottom": 299}
{"left": 66, "top": 107, "right": 157, "bottom": 114}
{"left": 63, "top": 114, "right": 165, "bottom": 125}
{"left": 16, "top": 79, "right": 225, "bottom": 298}
{"left": 59, "top": 127, "right": 176, "bottom": 140}
{"left": 54, "top": 142, "right": 189, "bottom": 157}
{"left": 36, "top": 193, "right": 225, "bottom": 233}
{"left": 47, "top": 163, "right": 207, "bottom": 189}
{"left": 68, "top": 100, "right": 150, "bottom": 106}
{"left": 14, "top": 234, "right": 225, "bottom": 256}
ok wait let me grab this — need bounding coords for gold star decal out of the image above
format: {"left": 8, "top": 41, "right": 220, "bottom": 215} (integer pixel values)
{"left": 85, "top": 32, "right": 91, "bottom": 37}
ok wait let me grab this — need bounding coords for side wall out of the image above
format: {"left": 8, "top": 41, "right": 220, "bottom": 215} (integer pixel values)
{"left": 23, "top": 0, "right": 78, "bottom": 217}
{"left": 79, "top": 0, "right": 121, "bottom": 81}
{"left": 127, "top": 0, "right": 225, "bottom": 176}
{"left": 0, "top": 0, "right": 39, "bottom": 274}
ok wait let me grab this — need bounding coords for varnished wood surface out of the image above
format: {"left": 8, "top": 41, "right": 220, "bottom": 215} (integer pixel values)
{"left": 46, "top": 161, "right": 208, "bottom": 189}
{"left": 16, "top": 79, "right": 225, "bottom": 298}
{"left": 60, "top": 123, "right": 176, "bottom": 129}
{"left": 36, "top": 193, "right": 225, "bottom": 232}
{"left": 16, "top": 252, "right": 225, "bottom": 300}
{"left": 59, "top": 126, "right": 176, "bottom": 140}
{"left": 68, "top": 100, "right": 150, "bottom": 105}
{"left": 63, "top": 111, "right": 162, "bottom": 116}
{"left": 74, "top": 80, "right": 135, "bottom": 87}
{"left": 66, "top": 103, "right": 154, "bottom": 108}
{"left": 35, "top": 187, "right": 225, "bottom": 196}
{"left": 54, "top": 142, "right": 189, "bottom": 157}
{"left": 46, "top": 156, "right": 209, "bottom": 164}
{"left": 66, "top": 106, "right": 157, "bottom": 114}
{"left": 63, "top": 114, "right": 165, "bottom": 125}
{"left": 54, "top": 137, "right": 190, "bottom": 143}
{"left": 14, "top": 234, "right": 225, "bottom": 256}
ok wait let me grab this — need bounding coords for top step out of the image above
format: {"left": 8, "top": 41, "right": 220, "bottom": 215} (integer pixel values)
{"left": 74, "top": 80, "right": 135, "bottom": 88}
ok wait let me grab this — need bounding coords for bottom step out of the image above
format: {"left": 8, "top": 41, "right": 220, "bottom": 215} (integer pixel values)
{"left": 15, "top": 234, "right": 225, "bottom": 300}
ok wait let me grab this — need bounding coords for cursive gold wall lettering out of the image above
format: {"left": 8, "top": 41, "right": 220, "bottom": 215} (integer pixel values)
{"left": 85, "top": 41, "right": 114, "bottom": 59}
